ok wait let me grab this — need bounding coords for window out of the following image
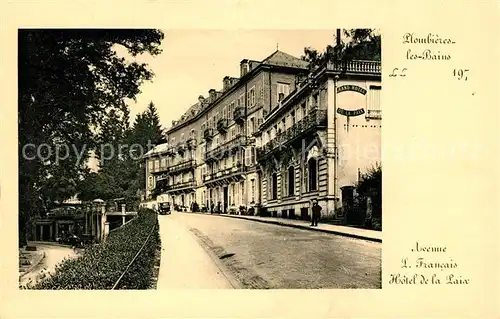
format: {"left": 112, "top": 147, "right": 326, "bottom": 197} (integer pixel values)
{"left": 180, "top": 133, "right": 184, "bottom": 142}
{"left": 251, "top": 179, "right": 255, "bottom": 202}
{"left": 247, "top": 87, "right": 255, "bottom": 107}
{"left": 277, "top": 82, "right": 290, "bottom": 102}
{"left": 223, "top": 106, "right": 227, "bottom": 120}
{"left": 312, "top": 93, "right": 319, "bottom": 107}
{"left": 251, "top": 146, "right": 256, "bottom": 164}
{"left": 161, "top": 158, "right": 167, "bottom": 167}
{"left": 245, "top": 148, "right": 251, "bottom": 166}
{"left": 301, "top": 103, "right": 306, "bottom": 117}
{"left": 148, "top": 160, "right": 154, "bottom": 170}
{"left": 281, "top": 118, "right": 286, "bottom": 131}
{"left": 230, "top": 102, "right": 235, "bottom": 115}
{"left": 291, "top": 110, "right": 296, "bottom": 125}
{"left": 248, "top": 117, "right": 254, "bottom": 135}
{"left": 288, "top": 166, "right": 295, "bottom": 197}
{"left": 271, "top": 173, "right": 278, "bottom": 200}
{"left": 154, "top": 160, "right": 160, "bottom": 169}
{"left": 369, "top": 86, "right": 381, "bottom": 110}
{"left": 308, "top": 158, "right": 318, "bottom": 192}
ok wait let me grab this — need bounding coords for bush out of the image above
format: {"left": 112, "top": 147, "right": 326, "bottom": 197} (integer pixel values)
{"left": 25, "top": 208, "right": 160, "bottom": 290}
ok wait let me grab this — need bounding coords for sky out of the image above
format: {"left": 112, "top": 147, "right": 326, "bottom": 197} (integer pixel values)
{"left": 126, "top": 30, "right": 338, "bottom": 130}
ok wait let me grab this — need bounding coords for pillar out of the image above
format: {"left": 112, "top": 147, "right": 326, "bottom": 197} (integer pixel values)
{"left": 104, "top": 222, "right": 110, "bottom": 240}
{"left": 40, "top": 225, "right": 44, "bottom": 241}
{"left": 84, "top": 211, "right": 88, "bottom": 234}
{"left": 122, "top": 215, "right": 126, "bottom": 225}
{"left": 101, "top": 205, "right": 106, "bottom": 241}
{"left": 55, "top": 222, "right": 59, "bottom": 238}
{"left": 49, "top": 225, "right": 53, "bottom": 241}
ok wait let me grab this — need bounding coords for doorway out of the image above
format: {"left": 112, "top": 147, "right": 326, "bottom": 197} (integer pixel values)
{"left": 223, "top": 186, "right": 228, "bottom": 214}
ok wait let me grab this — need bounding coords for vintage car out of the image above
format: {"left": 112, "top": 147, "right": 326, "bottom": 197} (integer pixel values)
{"left": 158, "top": 202, "right": 171, "bottom": 215}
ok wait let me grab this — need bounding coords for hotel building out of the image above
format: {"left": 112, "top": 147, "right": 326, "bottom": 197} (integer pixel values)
{"left": 144, "top": 50, "right": 381, "bottom": 222}
{"left": 257, "top": 60, "right": 381, "bottom": 220}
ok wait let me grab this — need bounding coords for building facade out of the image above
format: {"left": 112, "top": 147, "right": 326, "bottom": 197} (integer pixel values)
{"left": 145, "top": 51, "right": 381, "bottom": 223}
{"left": 257, "top": 60, "right": 381, "bottom": 220}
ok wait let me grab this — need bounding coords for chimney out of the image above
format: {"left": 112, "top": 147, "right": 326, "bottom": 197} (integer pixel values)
{"left": 198, "top": 95, "right": 205, "bottom": 104}
{"left": 208, "top": 89, "right": 216, "bottom": 102}
{"left": 240, "top": 59, "right": 249, "bottom": 77}
{"left": 223, "top": 76, "right": 231, "bottom": 91}
{"left": 171, "top": 120, "right": 177, "bottom": 126}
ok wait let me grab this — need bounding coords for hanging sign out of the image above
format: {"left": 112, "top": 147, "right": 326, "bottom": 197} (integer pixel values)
{"left": 336, "top": 85, "right": 367, "bottom": 95}
{"left": 337, "top": 108, "right": 365, "bottom": 117}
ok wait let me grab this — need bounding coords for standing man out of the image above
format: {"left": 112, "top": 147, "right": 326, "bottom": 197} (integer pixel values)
{"left": 311, "top": 199, "right": 321, "bottom": 226}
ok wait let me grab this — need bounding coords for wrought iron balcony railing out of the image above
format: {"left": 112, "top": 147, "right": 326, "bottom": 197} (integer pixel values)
{"left": 203, "top": 128, "right": 214, "bottom": 141}
{"left": 168, "top": 159, "right": 196, "bottom": 174}
{"left": 204, "top": 134, "right": 247, "bottom": 161}
{"left": 203, "top": 163, "right": 246, "bottom": 183}
{"left": 217, "top": 118, "right": 228, "bottom": 134}
{"left": 176, "top": 143, "right": 186, "bottom": 155}
{"left": 258, "top": 108, "right": 327, "bottom": 157}
{"left": 166, "top": 180, "right": 197, "bottom": 191}
{"left": 233, "top": 107, "right": 244, "bottom": 124}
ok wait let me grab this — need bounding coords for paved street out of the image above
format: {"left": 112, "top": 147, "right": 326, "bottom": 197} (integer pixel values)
{"left": 157, "top": 213, "right": 233, "bottom": 289}
{"left": 158, "top": 211, "right": 381, "bottom": 289}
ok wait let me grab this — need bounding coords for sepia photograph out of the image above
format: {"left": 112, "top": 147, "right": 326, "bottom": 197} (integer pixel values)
{"left": 18, "top": 28, "right": 382, "bottom": 290}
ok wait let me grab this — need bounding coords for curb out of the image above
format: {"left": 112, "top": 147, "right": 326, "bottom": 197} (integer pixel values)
{"left": 219, "top": 215, "right": 382, "bottom": 243}
{"left": 188, "top": 228, "right": 243, "bottom": 289}
{"left": 28, "top": 241, "right": 74, "bottom": 248}
{"left": 19, "top": 251, "right": 46, "bottom": 279}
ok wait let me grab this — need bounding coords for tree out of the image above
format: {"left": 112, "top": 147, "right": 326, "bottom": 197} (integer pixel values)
{"left": 18, "top": 29, "right": 164, "bottom": 247}
{"left": 301, "top": 28, "right": 381, "bottom": 68}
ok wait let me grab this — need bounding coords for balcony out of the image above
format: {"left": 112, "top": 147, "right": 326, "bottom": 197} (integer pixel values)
{"left": 217, "top": 118, "right": 228, "bottom": 134}
{"left": 366, "top": 109, "right": 381, "bottom": 120}
{"left": 176, "top": 143, "right": 186, "bottom": 155}
{"left": 186, "top": 137, "right": 197, "bottom": 150}
{"left": 165, "top": 180, "right": 197, "bottom": 194}
{"left": 233, "top": 107, "right": 244, "bottom": 125}
{"left": 166, "top": 146, "right": 176, "bottom": 157}
{"left": 326, "top": 60, "right": 381, "bottom": 75}
{"left": 203, "top": 128, "right": 214, "bottom": 141}
{"left": 169, "top": 159, "right": 196, "bottom": 174}
{"left": 203, "top": 163, "right": 247, "bottom": 186}
{"left": 258, "top": 108, "right": 327, "bottom": 158}
{"left": 204, "top": 134, "right": 247, "bottom": 162}
{"left": 150, "top": 165, "right": 169, "bottom": 175}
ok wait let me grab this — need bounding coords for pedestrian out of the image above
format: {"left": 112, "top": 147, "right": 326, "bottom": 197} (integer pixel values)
{"left": 311, "top": 199, "right": 321, "bottom": 226}
{"left": 210, "top": 201, "right": 214, "bottom": 214}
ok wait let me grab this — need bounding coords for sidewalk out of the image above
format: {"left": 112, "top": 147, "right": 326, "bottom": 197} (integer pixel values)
{"left": 218, "top": 214, "right": 382, "bottom": 242}
{"left": 156, "top": 212, "right": 234, "bottom": 289}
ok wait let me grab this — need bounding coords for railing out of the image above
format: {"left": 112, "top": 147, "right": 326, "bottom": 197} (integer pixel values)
{"left": 150, "top": 165, "right": 169, "bottom": 174}
{"left": 176, "top": 143, "right": 186, "bottom": 155}
{"left": 203, "top": 128, "right": 214, "bottom": 141}
{"left": 233, "top": 107, "right": 244, "bottom": 124}
{"left": 168, "top": 159, "right": 196, "bottom": 174}
{"left": 259, "top": 108, "right": 327, "bottom": 157}
{"left": 326, "top": 60, "right": 381, "bottom": 74}
{"left": 167, "top": 180, "right": 197, "bottom": 191}
{"left": 217, "top": 118, "right": 228, "bottom": 134}
{"left": 203, "top": 164, "right": 246, "bottom": 182}
{"left": 204, "top": 134, "right": 246, "bottom": 161}
{"left": 366, "top": 109, "right": 382, "bottom": 119}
